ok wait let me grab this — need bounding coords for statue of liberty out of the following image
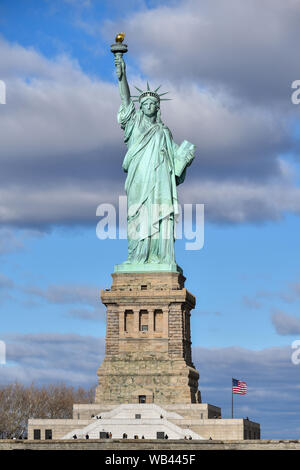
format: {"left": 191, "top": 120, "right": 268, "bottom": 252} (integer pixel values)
{"left": 112, "top": 35, "right": 195, "bottom": 273}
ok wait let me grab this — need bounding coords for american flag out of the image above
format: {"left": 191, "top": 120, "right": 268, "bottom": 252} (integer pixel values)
{"left": 232, "top": 378, "right": 247, "bottom": 395}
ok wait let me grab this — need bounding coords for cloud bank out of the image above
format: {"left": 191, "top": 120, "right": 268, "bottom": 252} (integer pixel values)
{"left": 1, "top": 0, "right": 300, "bottom": 229}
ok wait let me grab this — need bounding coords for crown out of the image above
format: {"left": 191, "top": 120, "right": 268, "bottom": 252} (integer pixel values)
{"left": 131, "top": 82, "right": 171, "bottom": 103}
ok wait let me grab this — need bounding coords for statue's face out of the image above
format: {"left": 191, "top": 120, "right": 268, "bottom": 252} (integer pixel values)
{"left": 141, "top": 98, "right": 158, "bottom": 118}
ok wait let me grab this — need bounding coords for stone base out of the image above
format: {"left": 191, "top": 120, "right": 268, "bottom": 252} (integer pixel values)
{"left": 6, "top": 439, "right": 299, "bottom": 451}
{"left": 96, "top": 271, "right": 199, "bottom": 405}
{"left": 95, "top": 353, "right": 200, "bottom": 404}
{"left": 114, "top": 262, "right": 182, "bottom": 274}
{"left": 27, "top": 403, "right": 260, "bottom": 441}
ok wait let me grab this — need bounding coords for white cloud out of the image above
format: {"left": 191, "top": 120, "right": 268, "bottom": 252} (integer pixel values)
{"left": 0, "top": 229, "right": 24, "bottom": 255}
{"left": 102, "top": 0, "right": 300, "bottom": 104}
{"left": 0, "top": 273, "right": 14, "bottom": 289}
{"left": 242, "top": 296, "right": 262, "bottom": 310}
{"left": 1, "top": 1, "right": 300, "bottom": 227}
{"left": 271, "top": 309, "right": 300, "bottom": 335}
{"left": 2, "top": 333, "right": 104, "bottom": 386}
{"left": 255, "top": 281, "right": 300, "bottom": 304}
{"left": 0, "top": 182, "right": 123, "bottom": 227}
{"left": 0, "top": 38, "right": 119, "bottom": 161}
{"left": 180, "top": 167, "right": 300, "bottom": 223}
{"left": 67, "top": 307, "right": 102, "bottom": 321}
{"left": 25, "top": 283, "right": 99, "bottom": 306}
{"left": 23, "top": 282, "right": 106, "bottom": 321}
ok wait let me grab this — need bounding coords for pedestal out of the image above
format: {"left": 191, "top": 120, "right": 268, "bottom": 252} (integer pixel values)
{"left": 95, "top": 271, "right": 201, "bottom": 404}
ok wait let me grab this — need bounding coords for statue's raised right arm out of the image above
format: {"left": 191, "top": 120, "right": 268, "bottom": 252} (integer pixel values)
{"left": 114, "top": 55, "right": 130, "bottom": 108}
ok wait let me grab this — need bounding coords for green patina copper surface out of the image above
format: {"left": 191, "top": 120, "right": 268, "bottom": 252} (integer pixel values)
{"left": 111, "top": 39, "right": 195, "bottom": 273}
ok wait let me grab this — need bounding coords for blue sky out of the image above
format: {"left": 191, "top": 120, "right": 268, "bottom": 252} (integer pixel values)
{"left": 0, "top": 0, "right": 300, "bottom": 438}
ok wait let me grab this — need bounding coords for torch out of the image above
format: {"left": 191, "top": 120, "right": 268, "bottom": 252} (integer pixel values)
{"left": 111, "top": 33, "right": 128, "bottom": 79}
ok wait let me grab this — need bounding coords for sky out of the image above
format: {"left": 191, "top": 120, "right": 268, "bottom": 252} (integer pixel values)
{"left": 0, "top": 0, "right": 300, "bottom": 439}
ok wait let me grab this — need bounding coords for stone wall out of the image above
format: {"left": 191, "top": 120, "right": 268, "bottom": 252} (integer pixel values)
{"left": 95, "top": 272, "right": 200, "bottom": 405}
{"left": 71, "top": 403, "right": 221, "bottom": 420}
{"left": 164, "top": 403, "right": 221, "bottom": 419}
{"left": 96, "top": 353, "right": 199, "bottom": 404}
{"left": 28, "top": 404, "right": 258, "bottom": 442}
{"left": 27, "top": 420, "right": 91, "bottom": 440}
{"left": 1, "top": 439, "right": 299, "bottom": 450}
{"left": 170, "top": 419, "right": 260, "bottom": 440}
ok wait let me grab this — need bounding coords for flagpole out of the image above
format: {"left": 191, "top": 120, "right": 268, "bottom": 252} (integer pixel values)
{"left": 232, "top": 378, "right": 234, "bottom": 418}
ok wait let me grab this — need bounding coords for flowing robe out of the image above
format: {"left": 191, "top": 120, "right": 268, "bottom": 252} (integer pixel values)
{"left": 118, "top": 100, "right": 194, "bottom": 266}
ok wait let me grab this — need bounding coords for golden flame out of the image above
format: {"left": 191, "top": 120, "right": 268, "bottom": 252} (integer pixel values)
{"left": 115, "top": 32, "right": 125, "bottom": 43}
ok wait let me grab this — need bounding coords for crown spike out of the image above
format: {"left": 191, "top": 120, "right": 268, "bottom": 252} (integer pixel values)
{"left": 133, "top": 83, "right": 171, "bottom": 103}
